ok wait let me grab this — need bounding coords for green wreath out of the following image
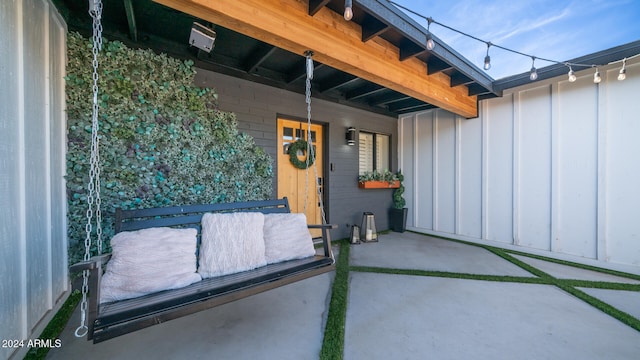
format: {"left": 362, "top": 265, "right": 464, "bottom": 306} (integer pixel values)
{"left": 288, "top": 140, "right": 315, "bottom": 169}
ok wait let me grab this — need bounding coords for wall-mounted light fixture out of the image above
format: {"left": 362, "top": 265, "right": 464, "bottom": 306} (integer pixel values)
{"left": 189, "top": 22, "right": 216, "bottom": 53}
{"left": 346, "top": 127, "right": 356, "bottom": 145}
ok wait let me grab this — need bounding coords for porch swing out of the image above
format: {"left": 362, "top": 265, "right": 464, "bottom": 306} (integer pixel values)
{"left": 70, "top": 1, "right": 335, "bottom": 343}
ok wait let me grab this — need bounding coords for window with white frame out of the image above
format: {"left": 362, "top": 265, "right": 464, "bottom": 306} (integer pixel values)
{"left": 359, "top": 131, "right": 390, "bottom": 175}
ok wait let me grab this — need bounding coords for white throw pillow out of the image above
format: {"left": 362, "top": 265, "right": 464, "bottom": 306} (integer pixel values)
{"left": 198, "top": 212, "right": 267, "bottom": 278}
{"left": 100, "top": 227, "right": 201, "bottom": 304}
{"left": 263, "top": 213, "right": 316, "bottom": 264}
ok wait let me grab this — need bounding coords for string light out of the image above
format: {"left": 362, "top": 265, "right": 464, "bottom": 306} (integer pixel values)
{"left": 529, "top": 57, "right": 538, "bottom": 81}
{"left": 567, "top": 65, "right": 576, "bottom": 82}
{"left": 484, "top": 42, "right": 491, "bottom": 70}
{"left": 426, "top": 17, "right": 435, "bottom": 50}
{"left": 593, "top": 67, "right": 601, "bottom": 83}
{"left": 618, "top": 58, "right": 627, "bottom": 81}
{"left": 386, "top": 1, "right": 637, "bottom": 83}
{"left": 344, "top": 0, "right": 353, "bottom": 21}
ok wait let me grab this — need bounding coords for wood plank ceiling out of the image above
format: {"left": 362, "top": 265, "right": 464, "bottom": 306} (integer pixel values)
{"left": 57, "top": 0, "right": 500, "bottom": 118}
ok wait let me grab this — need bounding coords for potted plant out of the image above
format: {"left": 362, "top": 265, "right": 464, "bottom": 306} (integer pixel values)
{"left": 389, "top": 171, "right": 408, "bottom": 232}
{"left": 358, "top": 170, "right": 400, "bottom": 189}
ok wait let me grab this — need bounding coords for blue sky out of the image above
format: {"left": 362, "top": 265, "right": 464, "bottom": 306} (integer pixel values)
{"left": 390, "top": 0, "right": 640, "bottom": 79}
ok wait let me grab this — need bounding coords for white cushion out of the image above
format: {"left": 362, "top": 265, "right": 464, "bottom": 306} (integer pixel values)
{"left": 198, "top": 212, "right": 266, "bottom": 278}
{"left": 100, "top": 227, "right": 201, "bottom": 304}
{"left": 263, "top": 213, "right": 316, "bottom": 264}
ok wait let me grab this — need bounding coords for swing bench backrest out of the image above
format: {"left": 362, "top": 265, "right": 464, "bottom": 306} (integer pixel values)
{"left": 70, "top": 198, "right": 335, "bottom": 343}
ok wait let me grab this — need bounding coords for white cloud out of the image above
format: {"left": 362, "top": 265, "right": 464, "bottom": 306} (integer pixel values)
{"left": 490, "top": 7, "right": 572, "bottom": 44}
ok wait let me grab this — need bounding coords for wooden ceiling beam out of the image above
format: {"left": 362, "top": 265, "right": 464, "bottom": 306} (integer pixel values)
{"left": 153, "top": 0, "right": 477, "bottom": 118}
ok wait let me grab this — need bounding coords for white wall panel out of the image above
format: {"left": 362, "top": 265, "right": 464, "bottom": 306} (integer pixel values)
{"left": 457, "top": 116, "right": 482, "bottom": 238}
{"left": 517, "top": 85, "right": 552, "bottom": 250}
{"left": 484, "top": 95, "right": 514, "bottom": 244}
{"left": 0, "top": 1, "right": 68, "bottom": 358}
{"left": 24, "top": 0, "right": 52, "bottom": 330}
{"left": 50, "top": 11, "right": 68, "bottom": 301}
{"left": 604, "top": 62, "right": 640, "bottom": 266}
{"left": 415, "top": 112, "right": 433, "bottom": 229}
{"left": 556, "top": 76, "right": 598, "bottom": 258}
{"left": 0, "top": 1, "right": 26, "bottom": 356}
{"left": 400, "top": 57, "right": 640, "bottom": 272}
{"left": 399, "top": 115, "right": 416, "bottom": 228}
{"left": 434, "top": 111, "right": 456, "bottom": 233}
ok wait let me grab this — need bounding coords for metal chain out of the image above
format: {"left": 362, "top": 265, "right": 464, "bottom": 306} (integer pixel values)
{"left": 303, "top": 52, "right": 313, "bottom": 214}
{"left": 303, "top": 51, "right": 326, "bottom": 224}
{"left": 76, "top": 0, "right": 103, "bottom": 338}
{"left": 93, "top": 10, "right": 104, "bottom": 255}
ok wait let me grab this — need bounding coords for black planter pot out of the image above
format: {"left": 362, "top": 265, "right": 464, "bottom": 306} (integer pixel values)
{"left": 389, "top": 208, "right": 408, "bottom": 232}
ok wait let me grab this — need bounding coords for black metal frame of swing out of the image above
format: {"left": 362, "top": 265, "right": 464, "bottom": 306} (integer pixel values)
{"left": 69, "top": 197, "right": 336, "bottom": 343}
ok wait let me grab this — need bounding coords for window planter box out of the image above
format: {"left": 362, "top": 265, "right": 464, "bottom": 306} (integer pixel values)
{"left": 358, "top": 180, "right": 400, "bottom": 189}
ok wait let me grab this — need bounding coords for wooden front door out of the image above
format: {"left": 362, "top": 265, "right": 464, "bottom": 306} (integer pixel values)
{"left": 277, "top": 118, "right": 324, "bottom": 236}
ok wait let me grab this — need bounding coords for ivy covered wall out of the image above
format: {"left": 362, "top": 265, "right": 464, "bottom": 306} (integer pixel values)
{"left": 66, "top": 32, "right": 273, "bottom": 263}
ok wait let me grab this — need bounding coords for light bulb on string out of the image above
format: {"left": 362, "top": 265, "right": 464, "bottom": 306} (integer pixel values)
{"left": 567, "top": 65, "right": 576, "bottom": 82}
{"left": 483, "top": 42, "right": 491, "bottom": 71}
{"left": 529, "top": 57, "right": 538, "bottom": 81}
{"left": 593, "top": 68, "right": 601, "bottom": 83}
{"left": 618, "top": 68, "right": 627, "bottom": 81}
{"left": 618, "top": 58, "right": 627, "bottom": 81}
{"left": 426, "top": 17, "right": 435, "bottom": 50}
{"left": 344, "top": 0, "right": 353, "bottom": 21}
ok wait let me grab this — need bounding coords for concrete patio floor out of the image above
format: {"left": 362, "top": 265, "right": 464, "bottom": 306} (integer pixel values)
{"left": 48, "top": 232, "right": 640, "bottom": 360}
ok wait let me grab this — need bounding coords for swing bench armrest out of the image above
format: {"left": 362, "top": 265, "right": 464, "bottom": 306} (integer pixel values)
{"left": 69, "top": 253, "right": 111, "bottom": 341}
{"left": 307, "top": 223, "right": 338, "bottom": 261}
{"left": 307, "top": 224, "right": 338, "bottom": 229}
{"left": 69, "top": 253, "right": 112, "bottom": 273}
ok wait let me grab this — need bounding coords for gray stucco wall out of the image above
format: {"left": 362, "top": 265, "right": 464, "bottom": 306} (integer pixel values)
{"left": 194, "top": 69, "right": 398, "bottom": 240}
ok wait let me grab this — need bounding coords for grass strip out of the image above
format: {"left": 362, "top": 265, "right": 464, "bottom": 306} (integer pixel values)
{"left": 486, "top": 245, "right": 640, "bottom": 332}
{"left": 504, "top": 249, "right": 640, "bottom": 281}
{"left": 350, "top": 265, "right": 549, "bottom": 285}
{"left": 24, "top": 290, "right": 82, "bottom": 360}
{"left": 409, "top": 230, "right": 640, "bottom": 281}
{"left": 562, "top": 279, "right": 640, "bottom": 291}
{"left": 320, "top": 242, "right": 350, "bottom": 360}
{"left": 485, "top": 247, "right": 555, "bottom": 280}
{"left": 555, "top": 283, "right": 640, "bottom": 332}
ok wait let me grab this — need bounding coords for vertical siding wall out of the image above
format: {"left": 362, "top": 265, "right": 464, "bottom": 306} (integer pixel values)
{"left": 0, "top": 1, "right": 68, "bottom": 359}
{"left": 400, "top": 58, "right": 640, "bottom": 273}
{"left": 194, "top": 69, "right": 398, "bottom": 240}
